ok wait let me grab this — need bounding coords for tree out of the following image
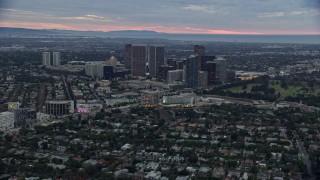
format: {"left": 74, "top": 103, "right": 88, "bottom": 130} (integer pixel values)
{"left": 187, "top": 153, "right": 198, "bottom": 164}
{"left": 242, "top": 84, "right": 247, "bottom": 90}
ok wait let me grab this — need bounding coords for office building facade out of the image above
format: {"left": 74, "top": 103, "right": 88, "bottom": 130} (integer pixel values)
{"left": 186, "top": 55, "right": 199, "bottom": 88}
{"left": 200, "top": 55, "right": 216, "bottom": 71}
{"left": 45, "top": 100, "right": 75, "bottom": 116}
{"left": 168, "top": 70, "right": 184, "bottom": 84}
{"left": 206, "top": 62, "right": 217, "bottom": 85}
{"left": 131, "top": 45, "right": 147, "bottom": 77}
{"left": 14, "top": 108, "right": 37, "bottom": 127}
{"left": 53, "top": 52, "right": 61, "bottom": 66}
{"left": 198, "top": 71, "right": 208, "bottom": 88}
{"left": 42, "top": 52, "right": 51, "bottom": 66}
{"left": 141, "top": 91, "right": 160, "bottom": 107}
{"left": 124, "top": 44, "right": 132, "bottom": 69}
{"left": 148, "top": 45, "right": 165, "bottom": 78}
{"left": 215, "top": 58, "right": 227, "bottom": 83}
{"left": 158, "top": 65, "right": 175, "bottom": 82}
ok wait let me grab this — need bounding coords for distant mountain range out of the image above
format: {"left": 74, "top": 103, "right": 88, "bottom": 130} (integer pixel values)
{"left": 0, "top": 27, "right": 166, "bottom": 38}
{"left": 1, "top": 27, "right": 319, "bottom": 44}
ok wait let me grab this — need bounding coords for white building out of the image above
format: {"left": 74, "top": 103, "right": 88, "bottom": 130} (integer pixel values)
{"left": 85, "top": 62, "right": 107, "bottom": 78}
{"left": 268, "top": 67, "right": 276, "bottom": 76}
{"left": 162, "top": 93, "right": 195, "bottom": 105}
{"left": 85, "top": 64, "right": 98, "bottom": 77}
{"left": 42, "top": 52, "right": 51, "bottom": 66}
{"left": 53, "top": 52, "right": 61, "bottom": 66}
{"left": 0, "top": 111, "right": 14, "bottom": 131}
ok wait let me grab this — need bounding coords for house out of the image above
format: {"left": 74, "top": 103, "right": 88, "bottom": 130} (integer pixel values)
{"left": 145, "top": 171, "right": 161, "bottom": 180}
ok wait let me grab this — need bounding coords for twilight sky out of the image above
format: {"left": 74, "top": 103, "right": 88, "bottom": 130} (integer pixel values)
{"left": 0, "top": 0, "right": 319, "bottom": 34}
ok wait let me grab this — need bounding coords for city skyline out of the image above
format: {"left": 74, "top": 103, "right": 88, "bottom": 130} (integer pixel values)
{"left": 0, "top": 0, "right": 320, "bottom": 35}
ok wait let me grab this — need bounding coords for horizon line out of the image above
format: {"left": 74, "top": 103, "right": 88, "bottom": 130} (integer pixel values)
{"left": 1, "top": 26, "right": 320, "bottom": 36}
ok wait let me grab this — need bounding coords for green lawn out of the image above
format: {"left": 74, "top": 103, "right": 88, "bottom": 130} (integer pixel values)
{"left": 228, "top": 84, "right": 260, "bottom": 93}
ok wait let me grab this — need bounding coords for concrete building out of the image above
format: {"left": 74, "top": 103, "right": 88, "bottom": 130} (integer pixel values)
{"left": 141, "top": 91, "right": 160, "bottom": 107}
{"left": 215, "top": 57, "right": 227, "bottom": 83}
{"left": 14, "top": 108, "right": 37, "bottom": 127}
{"left": 53, "top": 52, "right": 61, "bottom": 66}
{"left": 198, "top": 71, "right": 208, "bottom": 88}
{"left": 186, "top": 55, "right": 199, "bottom": 88}
{"left": 85, "top": 64, "right": 98, "bottom": 77}
{"left": 85, "top": 63, "right": 114, "bottom": 79}
{"left": 45, "top": 100, "right": 75, "bottom": 116}
{"left": 0, "top": 111, "right": 14, "bottom": 131}
{"left": 167, "top": 58, "right": 178, "bottom": 69}
{"left": 131, "top": 45, "right": 147, "bottom": 77}
{"left": 158, "top": 65, "right": 175, "bottom": 82}
{"left": 162, "top": 93, "right": 195, "bottom": 105}
{"left": 124, "top": 44, "right": 132, "bottom": 69}
{"left": 200, "top": 55, "right": 216, "bottom": 71}
{"left": 168, "top": 70, "right": 183, "bottom": 84}
{"left": 268, "top": 67, "right": 276, "bottom": 76}
{"left": 148, "top": 45, "right": 164, "bottom": 78}
{"left": 42, "top": 52, "right": 51, "bottom": 66}
{"left": 206, "top": 62, "right": 217, "bottom": 85}
{"left": 176, "top": 60, "right": 184, "bottom": 69}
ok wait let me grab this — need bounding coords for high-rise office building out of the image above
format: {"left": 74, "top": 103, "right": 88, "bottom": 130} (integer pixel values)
{"left": 124, "top": 44, "right": 132, "bottom": 69}
{"left": 206, "top": 62, "right": 217, "bottom": 85}
{"left": 200, "top": 55, "right": 216, "bottom": 71}
{"left": 158, "top": 65, "right": 175, "bottom": 82}
{"left": 215, "top": 57, "right": 227, "bottom": 83}
{"left": 102, "top": 66, "right": 114, "bottom": 80}
{"left": 167, "top": 58, "right": 177, "bottom": 69}
{"left": 194, "top": 45, "right": 205, "bottom": 56}
{"left": 176, "top": 60, "right": 184, "bottom": 69}
{"left": 186, "top": 55, "right": 199, "bottom": 88}
{"left": 148, "top": 45, "right": 164, "bottom": 78}
{"left": 42, "top": 52, "right": 51, "bottom": 66}
{"left": 53, "top": 52, "right": 61, "bottom": 66}
{"left": 198, "top": 71, "right": 208, "bottom": 88}
{"left": 131, "top": 45, "right": 147, "bottom": 77}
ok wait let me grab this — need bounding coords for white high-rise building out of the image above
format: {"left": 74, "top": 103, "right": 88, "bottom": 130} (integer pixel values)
{"left": 53, "top": 52, "right": 61, "bottom": 66}
{"left": 42, "top": 52, "right": 51, "bottom": 66}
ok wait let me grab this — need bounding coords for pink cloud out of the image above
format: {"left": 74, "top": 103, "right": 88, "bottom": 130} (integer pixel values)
{"left": 1, "top": 20, "right": 319, "bottom": 35}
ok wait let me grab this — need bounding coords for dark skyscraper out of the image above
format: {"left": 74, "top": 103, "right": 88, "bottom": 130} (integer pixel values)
{"left": 206, "top": 61, "right": 217, "bottom": 85}
{"left": 158, "top": 65, "right": 175, "bottom": 82}
{"left": 194, "top": 45, "right": 205, "bottom": 56}
{"left": 131, "top": 45, "right": 147, "bottom": 77}
{"left": 167, "top": 58, "right": 177, "bottom": 69}
{"left": 103, "top": 66, "right": 114, "bottom": 80}
{"left": 200, "top": 55, "right": 216, "bottom": 71}
{"left": 148, "top": 45, "right": 165, "bottom": 78}
{"left": 186, "top": 55, "right": 199, "bottom": 88}
{"left": 124, "top": 44, "right": 132, "bottom": 69}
